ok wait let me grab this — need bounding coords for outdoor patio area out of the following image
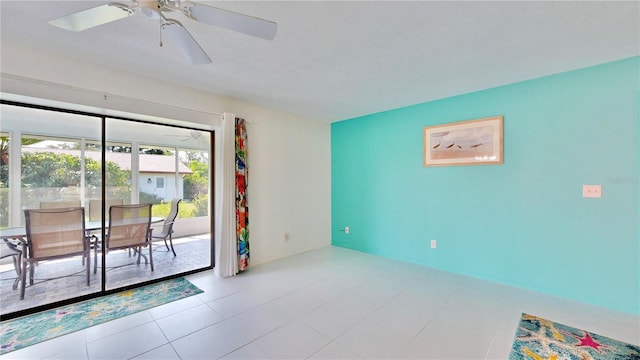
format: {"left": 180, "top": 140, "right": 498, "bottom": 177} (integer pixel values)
{"left": 0, "top": 235, "right": 211, "bottom": 316}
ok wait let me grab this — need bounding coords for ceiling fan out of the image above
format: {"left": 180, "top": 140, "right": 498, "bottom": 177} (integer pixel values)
{"left": 48, "top": 0, "right": 277, "bottom": 65}
{"left": 167, "top": 130, "right": 207, "bottom": 143}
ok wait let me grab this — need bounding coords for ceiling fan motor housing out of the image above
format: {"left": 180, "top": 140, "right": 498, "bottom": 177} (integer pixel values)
{"left": 138, "top": 0, "right": 165, "bottom": 19}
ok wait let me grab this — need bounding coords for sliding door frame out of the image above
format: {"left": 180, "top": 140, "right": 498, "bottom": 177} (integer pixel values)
{"left": 0, "top": 99, "right": 215, "bottom": 321}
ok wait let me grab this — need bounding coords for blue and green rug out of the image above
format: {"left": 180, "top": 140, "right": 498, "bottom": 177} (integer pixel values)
{"left": 0, "top": 277, "right": 203, "bottom": 354}
{"left": 510, "top": 313, "right": 639, "bottom": 360}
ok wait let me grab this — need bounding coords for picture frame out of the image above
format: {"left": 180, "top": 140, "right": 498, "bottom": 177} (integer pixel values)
{"left": 423, "top": 116, "right": 503, "bottom": 167}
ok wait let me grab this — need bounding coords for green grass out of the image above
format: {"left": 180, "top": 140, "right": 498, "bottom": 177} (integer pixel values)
{"left": 151, "top": 202, "right": 198, "bottom": 219}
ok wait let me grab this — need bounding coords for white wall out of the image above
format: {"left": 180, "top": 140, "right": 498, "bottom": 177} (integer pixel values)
{"left": 1, "top": 41, "right": 332, "bottom": 267}
{"left": 139, "top": 173, "right": 182, "bottom": 202}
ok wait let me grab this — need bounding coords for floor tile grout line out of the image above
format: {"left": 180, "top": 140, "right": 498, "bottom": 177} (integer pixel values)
{"left": 392, "top": 294, "right": 454, "bottom": 359}
{"left": 126, "top": 318, "right": 174, "bottom": 360}
{"left": 482, "top": 287, "right": 517, "bottom": 360}
{"left": 212, "top": 275, "right": 373, "bottom": 360}
{"left": 213, "top": 316, "right": 299, "bottom": 360}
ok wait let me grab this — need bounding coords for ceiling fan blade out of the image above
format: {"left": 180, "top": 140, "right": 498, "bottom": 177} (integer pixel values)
{"left": 49, "top": 3, "right": 134, "bottom": 32}
{"left": 162, "top": 19, "right": 212, "bottom": 65}
{"left": 186, "top": 2, "right": 277, "bottom": 40}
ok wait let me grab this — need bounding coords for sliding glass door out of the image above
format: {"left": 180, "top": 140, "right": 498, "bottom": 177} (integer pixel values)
{"left": 0, "top": 101, "right": 213, "bottom": 319}
{"left": 1, "top": 105, "right": 103, "bottom": 314}
{"left": 102, "top": 118, "right": 212, "bottom": 291}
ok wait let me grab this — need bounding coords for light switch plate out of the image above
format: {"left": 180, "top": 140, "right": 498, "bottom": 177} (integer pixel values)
{"left": 582, "top": 184, "right": 602, "bottom": 198}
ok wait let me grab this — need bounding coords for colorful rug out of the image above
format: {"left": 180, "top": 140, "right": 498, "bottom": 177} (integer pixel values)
{"left": 0, "top": 277, "right": 203, "bottom": 354}
{"left": 509, "top": 313, "right": 640, "bottom": 360}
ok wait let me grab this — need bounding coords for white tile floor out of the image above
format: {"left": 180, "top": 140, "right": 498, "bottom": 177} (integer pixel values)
{"left": 2, "top": 246, "right": 638, "bottom": 360}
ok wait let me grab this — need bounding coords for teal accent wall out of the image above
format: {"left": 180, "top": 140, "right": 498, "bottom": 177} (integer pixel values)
{"left": 331, "top": 57, "right": 640, "bottom": 315}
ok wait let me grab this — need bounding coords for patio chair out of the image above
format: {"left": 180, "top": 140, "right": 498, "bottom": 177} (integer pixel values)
{"left": 152, "top": 199, "right": 181, "bottom": 256}
{"left": 22, "top": 207, "right": 91, "bottom": 300}
{"left": 101, "top": 204, "right": 154, "bottom": 273}
{"left": 87, "top": 198, "right": 124, "bottom": 263}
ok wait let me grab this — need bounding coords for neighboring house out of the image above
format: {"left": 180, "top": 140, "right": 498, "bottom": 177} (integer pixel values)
{"left": 21, "top": 148, "right": 192, "bottom": 201}
{"left": 133, "top": 153, "right": 193, "bottom": 201}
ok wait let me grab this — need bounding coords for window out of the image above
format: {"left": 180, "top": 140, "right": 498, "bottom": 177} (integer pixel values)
{"left": 156, "top": 177, "right": 165, "bottom": 188}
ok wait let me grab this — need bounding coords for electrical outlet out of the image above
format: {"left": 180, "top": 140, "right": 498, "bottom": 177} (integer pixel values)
{"left": 344, "top": 226, "right": 350, "bottom": 234}
{"left": 431, "top": 240, "right": 437, "bottom": 249}
{"left": 582, "top": 184, "right": 602, "bottom": 198}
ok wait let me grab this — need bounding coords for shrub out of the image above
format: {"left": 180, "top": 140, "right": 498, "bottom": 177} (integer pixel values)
{"left": 192, "top": 194, "right": 209, "bottom": 216}
{"left": 139, "top": 191, "right": 164, "bottom": 205}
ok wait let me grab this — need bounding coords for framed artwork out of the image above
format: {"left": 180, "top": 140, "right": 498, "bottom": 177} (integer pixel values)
{"left": 423, "top": 116, "right": 503, "bottom": 167}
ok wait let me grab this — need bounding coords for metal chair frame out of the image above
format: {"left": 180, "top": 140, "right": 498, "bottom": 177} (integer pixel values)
{"left": 152, "top": 199, "right": 181, "bottom": 256}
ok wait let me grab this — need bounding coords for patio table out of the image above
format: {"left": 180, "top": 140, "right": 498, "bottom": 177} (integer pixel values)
{"left": 0, "top": 217, "right": 164, "bottom": 287}
{"left": 0, "top": 217, "right": 164, "bottom": 241}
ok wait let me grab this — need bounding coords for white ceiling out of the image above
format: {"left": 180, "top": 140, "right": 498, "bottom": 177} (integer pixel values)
{"left": 1, "top": 1, "right": 639, "bottom": 122}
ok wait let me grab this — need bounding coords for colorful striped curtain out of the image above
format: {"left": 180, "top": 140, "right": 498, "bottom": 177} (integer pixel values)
{"left": 235, "top": 117, "right": 249, "bottom": 271}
